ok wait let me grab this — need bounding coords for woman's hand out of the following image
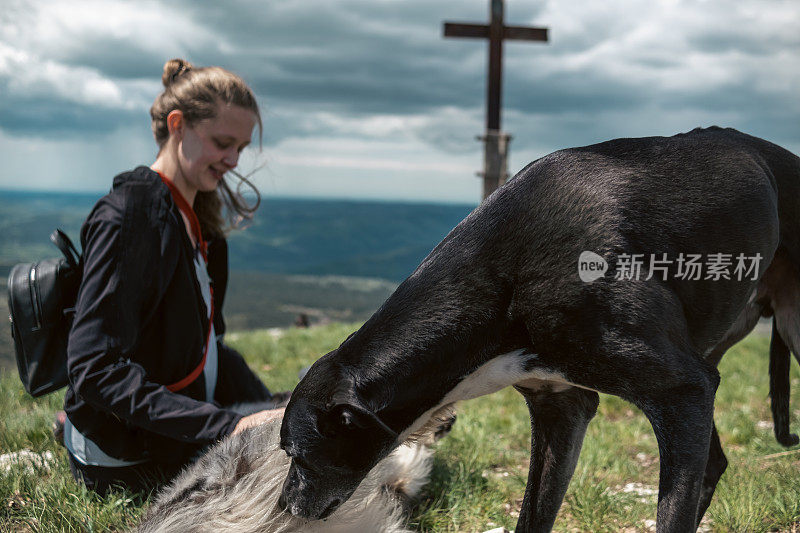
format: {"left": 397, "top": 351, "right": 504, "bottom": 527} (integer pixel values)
{"left": 232, "top": 408, "right": 285, "bottom": 435}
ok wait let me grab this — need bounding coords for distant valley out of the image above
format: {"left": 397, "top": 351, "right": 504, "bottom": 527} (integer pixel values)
{"left": 0, "top": 190, "right": 475, "bottom": 281}
{"left": 0, "top": 189, "right": 476, "bottom": 367}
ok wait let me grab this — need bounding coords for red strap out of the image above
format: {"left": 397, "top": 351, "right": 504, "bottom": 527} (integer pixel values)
{"left": 155, "top": 169, "right": 215, "bottom": 393}
{"left": 156, "top": 170, "right": 208, "bottom": 262}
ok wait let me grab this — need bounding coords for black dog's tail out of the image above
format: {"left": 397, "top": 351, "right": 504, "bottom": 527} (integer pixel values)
{"left": 769, "top": 318, "right": 800, "bottom": 447}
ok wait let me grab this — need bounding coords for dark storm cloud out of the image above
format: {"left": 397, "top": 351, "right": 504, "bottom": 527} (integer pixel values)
{"left": 689, "top": 33, "right": 777, "bottom": 56}
{"left": 139, "top": 0, "right": 551, "bottom": 116}
{"left": 58, "top": 38, "right": 167, "bottom": 80}
{"left": 686, "top": 21, "right": 800, "bottom": 56}
{"left": 1, "top": 0, "right": 798, "bottom": 153}
{"left": 505, "top": 70, "right": 649, "bottom": 115}
{"left": 0, "top": 66, "right": 142, "bottom": 138}
{"left": 0, "top": 96, "right": 139, "bottom": 138}
{"left": 171, "top": 2, "right": 486, "bottom": 114}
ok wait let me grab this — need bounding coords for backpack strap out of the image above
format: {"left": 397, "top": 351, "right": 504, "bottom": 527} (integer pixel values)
{"left": 50, "top": 229, "right": 81, "bottom": 269}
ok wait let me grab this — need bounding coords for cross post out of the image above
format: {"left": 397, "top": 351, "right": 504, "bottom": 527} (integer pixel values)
{"left": 444, "top": 0, "right": 548, "bottom": 199}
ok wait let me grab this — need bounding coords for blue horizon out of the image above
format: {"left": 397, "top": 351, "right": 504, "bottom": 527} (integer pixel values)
{"left": 0, "top": 187, "right": 478, "bottom": 208}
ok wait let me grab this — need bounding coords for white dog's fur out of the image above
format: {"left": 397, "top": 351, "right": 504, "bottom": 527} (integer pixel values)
{"left": 137, "top": 417, "right": 437, "bottom": 533}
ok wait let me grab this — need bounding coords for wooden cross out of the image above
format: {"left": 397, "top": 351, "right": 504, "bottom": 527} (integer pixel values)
{"left": 444, "top": 0, "right": 548, "bottom": 199}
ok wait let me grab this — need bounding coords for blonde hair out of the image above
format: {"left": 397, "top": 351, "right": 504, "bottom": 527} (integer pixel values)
{"left": 150, "top": 58, "right": 262, "bottom": 237}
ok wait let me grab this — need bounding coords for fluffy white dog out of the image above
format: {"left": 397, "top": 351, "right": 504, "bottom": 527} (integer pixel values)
{"left": 137, "top": 407, "right": 454, "bottom": 533}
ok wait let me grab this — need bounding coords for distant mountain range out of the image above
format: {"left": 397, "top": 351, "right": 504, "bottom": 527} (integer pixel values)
{"left": 0, "top": 189, "right": 476, "bottom": 281}
{"left": 0, "top": 189, "right": 478, "bottom": 367}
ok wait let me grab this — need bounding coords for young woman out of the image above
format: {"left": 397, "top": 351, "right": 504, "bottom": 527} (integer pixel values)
{"left": 62, "top": 59, "right": 285, "bottom": 495}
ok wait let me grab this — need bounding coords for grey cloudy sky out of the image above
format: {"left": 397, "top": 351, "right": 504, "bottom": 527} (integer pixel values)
{"left": 1, "top": 0, "right": 798, "bottom": 203}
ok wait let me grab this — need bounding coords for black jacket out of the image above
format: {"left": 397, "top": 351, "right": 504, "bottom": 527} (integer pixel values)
{"left": 64, "top": 166, "right": 271, "bottom": 463}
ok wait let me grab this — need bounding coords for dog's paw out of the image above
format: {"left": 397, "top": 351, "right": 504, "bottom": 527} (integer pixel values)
{"left": 777, "top": 432, "right": 799, "bottom": 447}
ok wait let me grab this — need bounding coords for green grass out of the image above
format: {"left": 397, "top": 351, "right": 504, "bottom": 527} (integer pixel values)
{"left": 2, "top": 327, "right": 799, "bottom": 532}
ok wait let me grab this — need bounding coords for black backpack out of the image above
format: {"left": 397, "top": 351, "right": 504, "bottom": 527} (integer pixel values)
{"left": 7, "top": 230, "right": 82, "bottom": 397}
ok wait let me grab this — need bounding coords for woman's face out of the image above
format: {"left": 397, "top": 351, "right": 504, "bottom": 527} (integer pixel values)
{"left": 176, "top": 103, "right": 257, "bottom": 193}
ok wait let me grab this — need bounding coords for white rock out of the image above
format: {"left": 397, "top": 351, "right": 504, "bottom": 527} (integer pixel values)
{"left": 0, "top": 449, "right": 55, "bottom": 474}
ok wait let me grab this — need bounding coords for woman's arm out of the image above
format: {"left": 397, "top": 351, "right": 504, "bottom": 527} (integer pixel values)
{"left": 67, "top": 194, "right": 242, "bottom": 444}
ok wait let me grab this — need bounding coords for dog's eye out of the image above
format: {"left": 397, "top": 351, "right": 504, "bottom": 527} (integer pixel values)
{"left": 340, "top": 411, "right": 354, "bottom": 427}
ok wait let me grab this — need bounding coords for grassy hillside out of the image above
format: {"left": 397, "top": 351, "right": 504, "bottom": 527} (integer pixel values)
{"left": 1, "top": 326, "right": 799, "bottom": 532}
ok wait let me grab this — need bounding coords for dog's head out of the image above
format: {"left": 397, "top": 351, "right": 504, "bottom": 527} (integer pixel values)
{"left": 278, "top": 355, "right": 399, "bottom": 520}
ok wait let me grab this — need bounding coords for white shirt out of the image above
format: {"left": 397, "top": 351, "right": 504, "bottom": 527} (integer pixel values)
{"left": 194, "top": 250, "right": 218, "bottom": 402}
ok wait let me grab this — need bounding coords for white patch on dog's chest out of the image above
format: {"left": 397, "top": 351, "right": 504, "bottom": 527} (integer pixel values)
{"left": 442, "top": 349, "right": 567, "bottom": 402}
{"left": 397, "top": 350, "right": 572, "bottom": 442}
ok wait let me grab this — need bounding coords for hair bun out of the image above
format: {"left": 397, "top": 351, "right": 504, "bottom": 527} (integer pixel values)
{"left": 162, "top": 58, "right": 194, "bottom": 87}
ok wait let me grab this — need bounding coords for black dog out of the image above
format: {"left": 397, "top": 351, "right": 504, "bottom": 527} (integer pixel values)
{"left": 279, "top": 127, "right": 800, "bottom": 532}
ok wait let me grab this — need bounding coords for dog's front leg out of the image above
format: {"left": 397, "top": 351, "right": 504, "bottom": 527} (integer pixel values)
{"left": 514, "top": 385, "right": 599, "bottom": 533}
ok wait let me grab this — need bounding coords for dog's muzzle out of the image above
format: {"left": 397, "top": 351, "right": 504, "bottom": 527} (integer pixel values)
{"left": 279, "top": 462, "right": 345, "bottom": 520}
